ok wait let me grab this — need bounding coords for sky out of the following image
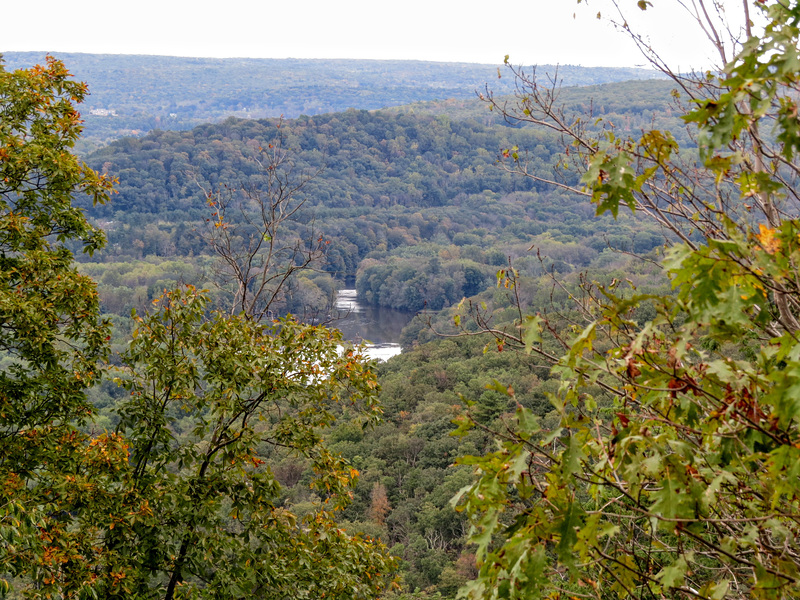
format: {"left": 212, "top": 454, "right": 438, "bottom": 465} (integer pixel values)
{"left": 2, "top": 0, "right": 751, "bottom": 70}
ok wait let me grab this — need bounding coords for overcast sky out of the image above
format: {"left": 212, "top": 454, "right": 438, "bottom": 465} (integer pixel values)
{"left": 3, "top": 0, "right": 750, "bottom": 69}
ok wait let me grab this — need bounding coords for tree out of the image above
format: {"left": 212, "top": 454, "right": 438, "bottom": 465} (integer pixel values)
{"left": 0, "top": 56, "right": 117, "bottom": 595}
{"left": 0, "top": 58, "right": 397, "bottom": 599}
{"left": 104, "top": 286, "right": 395, "bottom": 600}
{"left": 368, "top": 482, "right": 392, "bottom": 526}
{"left": 0, "top": 55, "right": 113, "bottom": 428}
{"left": 201, "top": 122, "right": 328, "bottom": 320}
{"left": 454, "top": 1, "right": 800, "bottom": 599}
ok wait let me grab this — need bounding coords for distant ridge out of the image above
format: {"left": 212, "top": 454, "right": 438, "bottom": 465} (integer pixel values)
{"left": 1, "top": 52, "right": 666, "bottom": 152}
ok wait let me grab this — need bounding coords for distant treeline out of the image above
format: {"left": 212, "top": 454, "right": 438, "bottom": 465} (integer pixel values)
{"left": 78, "top": 80, "right": 680, "bottom": 314}
{"left": 1, "top": 52, "right": 667, "bottom": 152}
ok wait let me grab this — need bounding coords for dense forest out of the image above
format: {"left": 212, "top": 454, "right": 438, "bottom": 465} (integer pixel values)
{"left": 0, "top": 53, "right": 680, "bottom": 597}
{"left": 75, "top": 80, "right": 680, "bottom": 324}
{"left": 1, "top": 52, "right": 666, "bottom": 153}
{"left": 6, "top": 5, "right": 800, "bottom": 596}
{"left": 59, "top": 76, "right": 678, "bottom": 595}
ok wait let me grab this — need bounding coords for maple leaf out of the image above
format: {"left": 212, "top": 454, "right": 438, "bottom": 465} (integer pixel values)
{"left": 757, "top": 224, "right": 781, "bottom": 254}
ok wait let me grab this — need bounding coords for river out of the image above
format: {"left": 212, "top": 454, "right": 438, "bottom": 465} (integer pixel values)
{"left": 333, "top": 289, "right": 415, "bottom": 362}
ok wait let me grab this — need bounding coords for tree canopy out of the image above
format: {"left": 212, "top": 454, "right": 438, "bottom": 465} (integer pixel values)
{"left": 0, "top": 57, "right": 396, "bottom": 600}
{"left": 454, "top": 1, "right": 800, "bottom": 598}
{"left": 0, "top": 52, "right": 669, "bottom": 153}
{"left": 0, "top": 55, "right": 115, "bottom": 596}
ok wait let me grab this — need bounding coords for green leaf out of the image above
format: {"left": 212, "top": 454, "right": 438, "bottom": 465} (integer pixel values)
{"left": 650, "top": 472, "right": 686, "bottom": 522}
{"left": 521, "top": 314, "right": 543, "bottom": 354}
{"left": 656, "top": 555, "right": 688, "bottom": 589}
{"left": 556, "top": 501, "right": 583, "bottom": 567}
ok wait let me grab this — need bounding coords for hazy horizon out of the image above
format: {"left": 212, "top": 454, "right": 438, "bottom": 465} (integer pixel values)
{"left": 2, "top": 0, "right": 749, "bottom": 71}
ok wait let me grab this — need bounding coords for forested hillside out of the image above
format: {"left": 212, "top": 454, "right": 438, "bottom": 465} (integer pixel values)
{"left": 0, "top": 55, "right": 682, "bottom": 596}
{"left": 45, "top": 77, "right": 683, "bottom": 596}
{"left": 6, "top": 1, "right": 800, "bottom": 599}
{"left": 79, "top": 79, "right": 680, "bottom": 322}
{"left": 1, "top": 52, "right": 666, "bottom": 152}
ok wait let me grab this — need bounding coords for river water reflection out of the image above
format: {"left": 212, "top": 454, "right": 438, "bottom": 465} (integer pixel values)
{"left": 333, "top": 290, "right": 415, "bottom": 362}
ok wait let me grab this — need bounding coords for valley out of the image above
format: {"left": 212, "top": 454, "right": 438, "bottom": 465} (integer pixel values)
{"left": 58, "top": 61, "right": 677, "bottom": 597}
{"left": 4, "top": 18, "right": 796, "bottom": 597}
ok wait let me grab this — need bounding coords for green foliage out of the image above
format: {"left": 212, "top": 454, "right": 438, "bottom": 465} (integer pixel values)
{"left": 100, "top": 286, "right": 395, "bottom": 599}
{"left": 0, "top": 56, "right": 114, "bottom": 594}
{"left": 357, "top": 254, "right": 490, "bottom": 312}
{"left": 322, "top": 326, "right": 560, "bottom": 597}
{"left": 0, "top": 46, "right": 743, "bottom": 600}
{"left": 0, "top": 58, "right": 397, "bottom": 600}
{"left": 454, "top": 2, "right": 800, "bottom": 599}
{"left": 0, "top": 52, "right": 670, "bottom": 152}
{"left": 76, "top": 103, "right": 670, "bottom": 315}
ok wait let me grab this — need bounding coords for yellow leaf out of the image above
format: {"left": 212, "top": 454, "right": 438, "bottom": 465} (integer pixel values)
{"left": 757, "top": 224, "right": 780, "bottom": 254}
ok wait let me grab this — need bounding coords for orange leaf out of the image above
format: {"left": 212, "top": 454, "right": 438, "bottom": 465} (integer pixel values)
{"left": 757, "top": 224, "right": 780, "bottom": 254}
